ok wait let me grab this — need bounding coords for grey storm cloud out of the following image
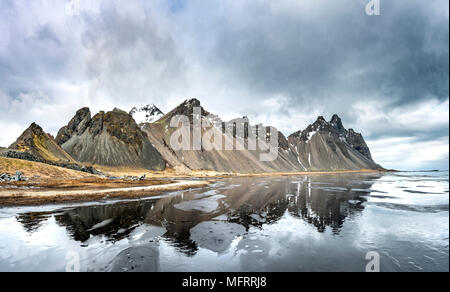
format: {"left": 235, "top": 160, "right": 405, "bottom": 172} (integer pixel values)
{"left": 0, "top": 0, "right": 448, "bottom": 170}
{"left": 80, "top": 2, "right": 188, "bottom": 102}
{"left": 192, "top": 0, "right": 448, "bottom": 110}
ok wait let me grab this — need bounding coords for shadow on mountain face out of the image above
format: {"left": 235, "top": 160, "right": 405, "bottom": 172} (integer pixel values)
{"left": 16, "top": 174, "right": 381, "bottom": 255}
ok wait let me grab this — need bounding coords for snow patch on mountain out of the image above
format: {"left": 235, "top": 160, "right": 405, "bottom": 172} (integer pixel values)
{"left": 130, "top": 104, "right": 164, "bottom": 124}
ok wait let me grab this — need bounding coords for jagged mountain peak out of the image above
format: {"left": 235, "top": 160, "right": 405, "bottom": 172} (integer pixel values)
{"left": 312, "top": 116, "right": 329, "bottom": 128}
{"left": 76, "top": 107, "right": 91, "bottom": 117}
{"left": 290, "top": 115, "right": 345, "bottom": 142}
{"left": 56, "top": 108, "right": 166, "bottom": 170}
{"left": 330, "top": 114, "right": 342, "bottom": 126}
{"left": 158, "top": 98, "right": 210, "bottom": 124}
{"left": 330, "top": 114, "right": 345, "bottom": 135}
{"left": 113, "top": 108, "right": 127, "bottom": 113}
{"left": 55, "top": 107, "right": 92, "bottom": 145}
{"left": 295, "top": 116, "right": 331, "bottom": 141}
{"left": 316, "top": 116, "right": 326, "bottom": 122}
{"left": 9, "top": 123, "right": 48, "bottom": 148}
{"left": 141, "top": 104, "right": 162, "bottom": 112}
{"left": 9, "top": 122, "right": 74, "bottom": 163}
{"left": 27, "top": 122, "right": 44, "bottom": 134}
{"left": 183, "top": 98, "right": 201, "bottom": 107}
{"left": 177, "top": 98, "right": 205, "bottom": 114}
{"left": 130, "top": 104, "right": 164, "bottom": 124}
{"left": 287, "top": 114, "right": 374, "bottom": 163}
{"left": 330, "top": 114, "right": 341, "bottom": 122}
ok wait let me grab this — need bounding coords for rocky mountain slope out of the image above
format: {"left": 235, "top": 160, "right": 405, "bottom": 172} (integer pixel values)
{"left": 288, "top": 115, "right": 380, "bottom": 171}
{"left": 139, "top": 99, "right": 381, "bottom": 173}
{"left": 140, "top": 99, "right": 381, "bottom": 173}
{"left": 7, "top": 123, "right": 75, "bottom": 164}
{"left": 1, "top": 123, "right": 101, "bottom": 174}
{"left": 56, "top": 108, "right": 166, "bottom": 171}
{"left": 141, "top": 99, "right": 299, "bottom": 173}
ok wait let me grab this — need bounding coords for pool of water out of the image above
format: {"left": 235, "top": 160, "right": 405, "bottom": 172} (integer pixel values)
{"left": 0, "top": 171, "right": 448, "bottom": 272}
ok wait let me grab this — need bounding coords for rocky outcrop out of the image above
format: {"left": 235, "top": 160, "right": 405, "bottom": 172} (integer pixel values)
{"left": 1, "top": 123, "right": 102, "bottom": 175}
{"left": 56, "top": 108, "right": 166, "bottom": 171}
{"left": 55, "top": 107, "right": 91, "bottom": 145}
{"left": 1, "top": 149, "right": 101, "bottom": 175}
{"left": 157, "top": 98, "right": 212, "bottom": 124}
{"left": 345, "top": 129, "right": 373, "bottom": 161}
{"left": 1, "top": 149, "right": 42, "bottom": 163}
{"left": 0, "top": 171, "right": 28, "bottom": 182}
{"left": 9, "top": 123, "right": 75, "bottom": 164}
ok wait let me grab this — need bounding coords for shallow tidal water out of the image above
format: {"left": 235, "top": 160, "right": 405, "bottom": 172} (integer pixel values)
{"left": 0, "top": 171, "right": 448, "bottom": 272}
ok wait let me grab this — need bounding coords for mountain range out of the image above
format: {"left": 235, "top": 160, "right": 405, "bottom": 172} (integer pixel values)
{"left": 0, "top": 99, "right": 383, "bottom": 174}
{"left": 55, "top": 107, "right": 166, "bottom": 171}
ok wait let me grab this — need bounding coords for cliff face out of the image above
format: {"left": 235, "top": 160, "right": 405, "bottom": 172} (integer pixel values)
{"left": 55, "top": 108, "right": 166, "bottom": 171}
{"left": 55, "top": 107, "right": 91, "bottom": 146}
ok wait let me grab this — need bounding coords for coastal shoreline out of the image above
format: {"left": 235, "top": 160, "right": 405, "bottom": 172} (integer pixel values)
{"left": 0, "top": 180, "right": 213, "bottom": 207}
{"left": 0, "top": 168, "right": 389, "bottom": 207}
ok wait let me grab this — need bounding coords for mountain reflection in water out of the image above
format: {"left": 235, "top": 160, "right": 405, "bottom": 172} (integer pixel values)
{"left": 2, "top": 171, "right": 448, "bottom": 272}
{"left": 19, "top": 175, "right": 374, "bottom": 254}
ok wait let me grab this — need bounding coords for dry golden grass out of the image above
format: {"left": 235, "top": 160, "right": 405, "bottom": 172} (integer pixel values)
{"left": 90, "top": 164, "right": 385, "bottom": 179}
{"left": 94, "top": 165, "right": 195, "bottom": 177}
{"left": 0, "top": 157, "right": 95, "bottom": 179}
{"left": 6, "top": 177, "right": 173, "bottom": 191}
{"left": 94, "top": 165, "right": 164, "bottom": 176}
{"left": 1, "top": 156, "right": 385, "bottom": 180}
{"left": 0, "top": 180, "right": 212, "bottom": 207}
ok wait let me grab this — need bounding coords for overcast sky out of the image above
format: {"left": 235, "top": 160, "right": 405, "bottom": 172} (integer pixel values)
{"left": 0, "top": 0, "right": 448, "bottom": 170}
